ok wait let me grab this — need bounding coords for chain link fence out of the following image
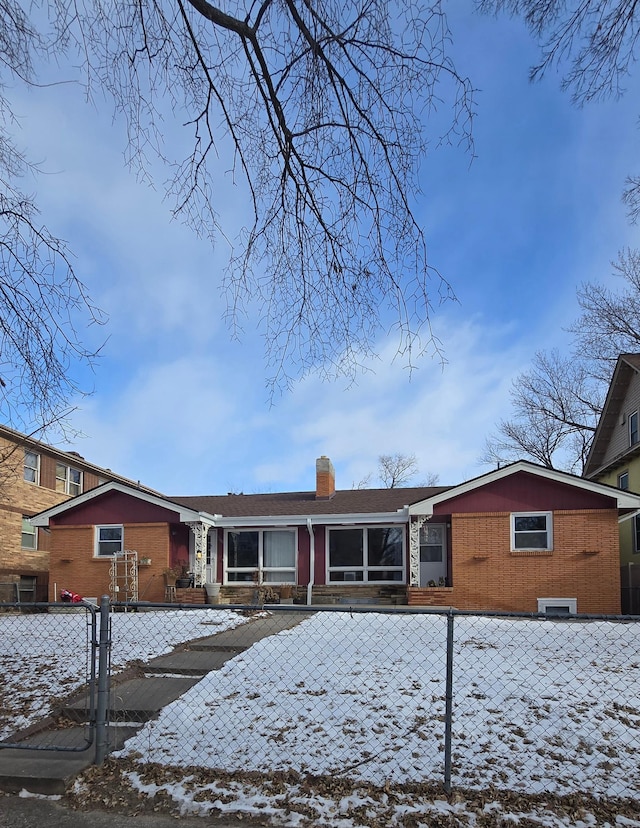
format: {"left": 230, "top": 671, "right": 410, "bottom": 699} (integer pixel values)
{"left": 2, "top": 600, "right": 640, "bottom": 800}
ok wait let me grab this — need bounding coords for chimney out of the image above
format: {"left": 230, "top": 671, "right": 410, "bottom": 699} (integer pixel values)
{"left": 316, "top": 456, "right": 335, "bottom": 500}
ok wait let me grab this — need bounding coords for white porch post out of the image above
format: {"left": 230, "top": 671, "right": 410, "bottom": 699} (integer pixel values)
{"left": 186, "top": 522, "right": 210, "bottom": 587}
{"left": 408, "top": 516, "right": 429, "bottom": 587}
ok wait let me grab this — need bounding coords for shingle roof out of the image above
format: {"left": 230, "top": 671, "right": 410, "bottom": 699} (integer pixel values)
{"left": 170, "top": 486, "right": 450, "bottom": 518}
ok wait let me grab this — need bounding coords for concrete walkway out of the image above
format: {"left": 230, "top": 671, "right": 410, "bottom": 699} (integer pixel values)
{"left": 0, "top": 609, "right": 310, "bottom": 796}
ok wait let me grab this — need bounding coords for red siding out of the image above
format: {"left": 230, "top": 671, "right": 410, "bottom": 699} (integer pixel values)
{"left": 433, "top": 472, "right": 615, "bottom": 515}
{"left": 50, "top": 490, "right": 182, "bottom": 526}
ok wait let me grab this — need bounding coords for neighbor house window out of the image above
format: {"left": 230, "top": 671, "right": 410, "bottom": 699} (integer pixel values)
{"left": 328, "top": 526, "right": 404, "bottom": 582}
{"left": 21, "top": 516, "right": 37, "bottom": 550}
{"left": 511, "top": 512, "right": 553, "bottom": 551}
{"left": 631, "top": 411, "right": 639, "bottom": 447}
{"left": 635, "top": 516, "right": 640, "bottom": 554}
{"left": 56, "top": 463, "right": 83, "bottom": 496}
{"left": 226, "top": 529, "right": 296, "bottom": 583}
{"left": 24, "top": 451, "right": 39, "bottom": 484}
{"left": 619, "top": 471, "right": 630, "bottom": 490}
{"left": 95, "top": 525, "right": 123, "bottom": 557}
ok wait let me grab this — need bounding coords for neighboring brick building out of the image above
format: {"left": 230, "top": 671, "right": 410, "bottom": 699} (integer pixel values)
{"left": 0, "top": 424, "right": 157, "bottom": 600}
{"left": 32, "top": 457, "right": 640, "bottom": 613}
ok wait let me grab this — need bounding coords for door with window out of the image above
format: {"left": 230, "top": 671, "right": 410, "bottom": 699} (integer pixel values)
{"left": 419, "top": 523, "right": 447, "bottom": 586}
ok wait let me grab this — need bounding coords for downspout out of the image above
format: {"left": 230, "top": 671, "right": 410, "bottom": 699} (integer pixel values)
{"left": 306, "top": 517, "right": 314, "bottom": 607}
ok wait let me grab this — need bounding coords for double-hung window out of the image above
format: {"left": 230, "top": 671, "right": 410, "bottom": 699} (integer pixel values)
{"left": 56, "top": 463, "right": 82, "bottom": 496}
{"left": 21, "top": 516, "right": 37, "bottom": 550}
{"left": 328, "top": 526, "right": 404, "bottom": 582}
{"left": 226, "top": 529, "right": 296, "bottom": 583}
{"left": 95, "top": 525, "right": 123, "bottom": 557}
{"left": 24, "top": 451, "right": 39, "bottom": 484}
{"left": 511, "top": 512, "right": 553, "bottom": 551}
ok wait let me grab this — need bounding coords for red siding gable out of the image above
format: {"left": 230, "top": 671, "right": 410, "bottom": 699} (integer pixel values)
{"left": 50, "top": 490, "right": 182, "bottom": 526}
{"left": 432, "top": 471, "right": 616, "bottom": 515}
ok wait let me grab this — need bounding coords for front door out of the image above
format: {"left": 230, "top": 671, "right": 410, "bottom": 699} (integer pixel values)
{"left": 419, "top": 523, "right": 447, "bottom": 586}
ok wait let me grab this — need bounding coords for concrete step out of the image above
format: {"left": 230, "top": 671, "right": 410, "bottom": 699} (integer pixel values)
{"left": 61, "top": 676, "right": 201, "bottom": 723}
{"left": 0, "top": 726, "right": 138, "bottom": 796}
{"left": 145, "top": 649, "right": 237, "bottom": 674}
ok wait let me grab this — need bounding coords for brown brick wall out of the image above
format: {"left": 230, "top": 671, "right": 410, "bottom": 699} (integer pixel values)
{"left": 445, "top": 509, "right": 620, "bottom": 614}
{"left": 48, "top": 522, "right": 172, "bottom": 602}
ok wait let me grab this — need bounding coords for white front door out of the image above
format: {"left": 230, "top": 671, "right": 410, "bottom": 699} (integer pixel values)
{"left": 419, "top": 524, "right": 447, "bottom": 586}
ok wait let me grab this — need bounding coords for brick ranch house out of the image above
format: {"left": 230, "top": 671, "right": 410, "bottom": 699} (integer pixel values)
{"left": 31, "top": 457, "right": 640, "bottom": 613}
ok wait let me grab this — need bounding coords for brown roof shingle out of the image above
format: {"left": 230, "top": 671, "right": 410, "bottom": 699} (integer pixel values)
{"left": 170, "top": 486, "right": 450, "bottom": 519}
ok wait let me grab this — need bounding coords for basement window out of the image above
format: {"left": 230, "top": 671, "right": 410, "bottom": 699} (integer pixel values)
{"left": 537, "top": 598, "right": 577, "bottom": 616}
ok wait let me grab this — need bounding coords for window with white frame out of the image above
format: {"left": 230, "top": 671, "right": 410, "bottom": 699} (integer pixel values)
{"left": 23, "top": 450, "right": 39, "bottom": 484}
{"left": 56, "top": 463, "right": 83, "bottom": 496}
{"left": 328, "top": 526, "right": 404, "bottom": 582}
{"left": 537, "top": 597, "right": 577, "bottom": 616}
{"left": 511, "top": 512, "right": 553, "bottom": 551}
{"left": 619, "top": 470, "right": 630, "bottom": 490}
{"left": 226, "top": 529, "right": 296, "bottom": 583}
{"left": 95, "top": 525, "right": 123, "bottom": 557}
{"left": 631, "top": 411, "right": 639, "bottom": 447}
{"left": 21, "top": 516, "right": 37, "bottom": 549}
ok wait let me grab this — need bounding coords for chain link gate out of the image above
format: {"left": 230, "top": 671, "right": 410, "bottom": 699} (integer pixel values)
{"left": 0, "top": 599, "right": 99, "bottom": 755}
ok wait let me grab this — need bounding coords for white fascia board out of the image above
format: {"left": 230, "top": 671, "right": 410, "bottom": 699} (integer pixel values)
{"left": 212, "top": 510, "right": 409, "bottom": 528}
{"left": 31, "top": 481, "right": 203, "bottom": 526}
{"left": 407, "top": 460, "right": 640, "bottom": 515}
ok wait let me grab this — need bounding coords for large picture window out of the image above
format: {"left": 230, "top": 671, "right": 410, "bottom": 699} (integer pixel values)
{"left": 511, "top": 512, "right": 553, "bottom": 551}
{"left": 95, "top": 525, "right": 123, "bottom": 557}
{"left": 226, "top": 529, "right": 296, "bottom": 583}
{"left": 328, "top": 526, "right": 404, "bottom": 582}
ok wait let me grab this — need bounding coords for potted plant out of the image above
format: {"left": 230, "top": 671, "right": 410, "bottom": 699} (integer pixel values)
{"left": 139, "top": 556, "right": 152, "bottom": 566}
{"left": 175, "top": 559, "right": 192, "bottom": 588}
{"left": 163, "top": 566, "right": 179, "bottom": 586}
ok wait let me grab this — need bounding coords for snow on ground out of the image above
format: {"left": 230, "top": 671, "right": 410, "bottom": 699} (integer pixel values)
{"left": 0, "top": 608, "right": 249, "bottom": 738}
{"left": 4, "top": 607, "right": 640, "bottom": 826}
{"left": 118, "top": 611, "right": 640, "bottom": 800}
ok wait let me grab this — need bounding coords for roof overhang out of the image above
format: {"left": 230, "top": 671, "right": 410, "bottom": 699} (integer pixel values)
{"left": 30, "top": 481, "right": 213, "bottom": 527}
{"left": 408, "top": 460, "right": 640, "bottom": 517}
{"left": 210, "top": 510, "right": 409, "bottom": 528}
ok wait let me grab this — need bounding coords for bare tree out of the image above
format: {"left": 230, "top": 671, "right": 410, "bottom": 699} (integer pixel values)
{"left": 477, "top": 0, "right": 640, "bottom": 220}
{"left": 480, "top": 350, "right": 600, "bottom": 471}
{"left": 482, "top": 253, "right": 640, "bottom": 471}
{"left": 0, "top": 5, "right": 105, "bottom": 437}
{"left": 378, "top": 452, "right": 439, "bottom": 487}
{"left": 0, "top": 0, "right": 476, "bottom": 404}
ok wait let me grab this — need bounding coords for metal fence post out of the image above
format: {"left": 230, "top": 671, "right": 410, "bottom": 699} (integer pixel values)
{"left": 94, "top": 594, "right": 111, "bottom": 765}
{"left": 444, "top": 609, "right": 454, "bottom": 793}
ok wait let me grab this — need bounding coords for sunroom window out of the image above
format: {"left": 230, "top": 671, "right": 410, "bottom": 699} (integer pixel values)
{"left": 226, "top": 529, "right": 296, "bottom": 583}
{"left": 328, "top": 526, "right": 404, "bottom": 582}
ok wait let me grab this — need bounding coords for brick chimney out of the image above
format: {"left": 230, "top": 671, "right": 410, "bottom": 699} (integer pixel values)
{"left": 316, "top": 456, "right": 335, "bottom": 499}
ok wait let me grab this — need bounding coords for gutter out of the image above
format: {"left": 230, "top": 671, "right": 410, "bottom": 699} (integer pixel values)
{"left": 306, "top": 517, "right": 314, "bottom": 607}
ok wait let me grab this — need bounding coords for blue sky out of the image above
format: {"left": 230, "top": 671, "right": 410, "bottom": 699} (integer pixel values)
{"left": 11, "top": 2, "right": 640, "bottom": 495}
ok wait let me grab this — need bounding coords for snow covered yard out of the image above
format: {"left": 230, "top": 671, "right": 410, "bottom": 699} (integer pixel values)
{"left": 116, "top": 611, "right": 640, "bottom": 801}
{"left": 4, "top": 606, "right": 640, "bottom": 826}
{"left": 0, "top": 607, "right": 250, "bottom": 739}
